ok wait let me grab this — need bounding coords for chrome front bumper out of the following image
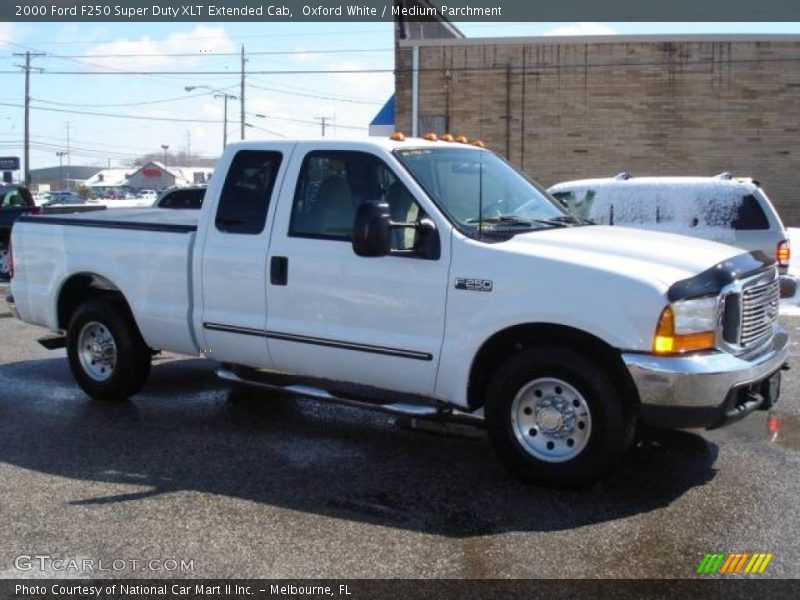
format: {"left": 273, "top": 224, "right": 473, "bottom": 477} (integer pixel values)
{"left": 623, "top": 327, "right": 789, "bottom": 429}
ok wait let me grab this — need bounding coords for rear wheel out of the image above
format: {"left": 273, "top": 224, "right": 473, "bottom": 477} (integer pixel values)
{"left": 485, "top": 347, "right": 635, "bottom": 486}
{"left": 66, "top": 298, "right": 151, "bottom": 401}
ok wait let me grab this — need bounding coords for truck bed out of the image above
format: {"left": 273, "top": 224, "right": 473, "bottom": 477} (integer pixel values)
{"left": 11, "top": 209, "right": 200, "bottom": 355}
{"left": 23, "top": 208, "right": 200, "bottom": 231}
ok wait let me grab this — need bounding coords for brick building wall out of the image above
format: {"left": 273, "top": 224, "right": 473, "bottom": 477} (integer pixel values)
{"left": 395, "top": 35, "right": 800, "bottom": 225}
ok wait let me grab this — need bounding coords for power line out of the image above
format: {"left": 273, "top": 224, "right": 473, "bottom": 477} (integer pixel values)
{"left": 0, "top": 101, "right": 369, "bottom": 131}
{"left": 35, "top": 47, "right": 394, "bottom": 59}
{"left": 247, "top": 82, "right": 382, "bottom": 105}
{"left": 29, "top": 86, "right": 239, "bottom": 108}
{"left": 3, "top": 55, "right": 800, "bottom": 76}
{"left": 5, "top": 28, "right": 390, "bottom": 47}
{"left": 0, "top": 101, "right": 224, "bottom": 123}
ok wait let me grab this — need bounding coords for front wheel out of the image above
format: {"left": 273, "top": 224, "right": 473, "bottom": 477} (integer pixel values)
{"left": 66, "top": 298, "right": 152, "bottom": 401}
{"left": 485, "top": 347, "right": 635, "bottom": 486}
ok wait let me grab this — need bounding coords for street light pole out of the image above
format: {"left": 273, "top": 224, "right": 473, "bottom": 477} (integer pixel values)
{"left": 185, "top": 86, "right": 237, "bottom": 152}
{"left": 161, "top": 144, "right": 169, "bottom": 170}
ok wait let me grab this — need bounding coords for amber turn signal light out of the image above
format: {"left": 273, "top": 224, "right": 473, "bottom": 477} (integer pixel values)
{"left": 653, "top": 306, "right": 716, "bottom": 355}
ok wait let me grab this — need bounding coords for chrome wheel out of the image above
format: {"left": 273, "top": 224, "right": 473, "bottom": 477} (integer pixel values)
{"left": 511, "top": 377, "right": 593, "bottom": 463}
{"left": 0, "top": 243, "right": 8, "bottom": 277}
{"left": 77, "top": 321, "right": 117, "bottom": 382}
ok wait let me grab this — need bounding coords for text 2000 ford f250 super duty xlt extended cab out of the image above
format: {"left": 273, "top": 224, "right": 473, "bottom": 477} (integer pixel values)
{"left": 6, "top": 138, "right": 794, "bottom": 485}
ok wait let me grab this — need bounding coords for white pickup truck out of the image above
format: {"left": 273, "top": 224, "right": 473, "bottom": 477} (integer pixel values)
{"left": 6, "top": 138, "right": 792, "bottom": 485}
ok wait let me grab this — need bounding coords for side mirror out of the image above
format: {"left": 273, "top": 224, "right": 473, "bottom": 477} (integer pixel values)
{"left": 415, "top": 218, "right": 441, "bottom": 260}
{"left": 353, "top": 202, "right": 391, "bottom": 257}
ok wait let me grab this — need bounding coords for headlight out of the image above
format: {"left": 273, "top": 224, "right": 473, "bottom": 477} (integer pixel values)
{"left": 653, "top": 297, "right": 718, "bottom": 354}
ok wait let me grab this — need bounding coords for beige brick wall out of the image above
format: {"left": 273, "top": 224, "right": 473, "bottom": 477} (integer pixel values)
{"left": 395, "top": 39, "right": 800, "bottom": 225}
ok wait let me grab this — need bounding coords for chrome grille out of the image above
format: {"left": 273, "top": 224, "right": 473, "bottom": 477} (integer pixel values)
{"left": 739, "top": 277, "right": 780, "bottom": 349}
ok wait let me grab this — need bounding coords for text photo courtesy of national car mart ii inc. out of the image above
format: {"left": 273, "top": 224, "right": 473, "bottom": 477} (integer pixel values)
{"left": 16, "top": 3, "right": 503, "bottom": 19}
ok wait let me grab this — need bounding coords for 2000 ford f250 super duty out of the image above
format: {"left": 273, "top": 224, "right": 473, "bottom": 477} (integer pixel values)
{"left": 6, "top": 138, "right": 794, "bottom": 485}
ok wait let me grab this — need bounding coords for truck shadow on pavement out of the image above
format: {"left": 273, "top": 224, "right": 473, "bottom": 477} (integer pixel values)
{"left": 0, "top": 357, "right": 718, "bottom": 536}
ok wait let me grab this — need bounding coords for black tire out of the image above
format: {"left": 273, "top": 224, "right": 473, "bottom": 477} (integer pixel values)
{"left": 0, "top": 237, "right": 9, "bottom": 280}
{"left": 66, "top": 298, "right": 151, "bottom": 401}
{"left": 485, "top": 347, "right": 635, "bottom": 487}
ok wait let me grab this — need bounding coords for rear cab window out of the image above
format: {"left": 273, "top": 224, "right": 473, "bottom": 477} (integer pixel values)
{"left": 216, "top": 151, "right": 283, "bottom": 234}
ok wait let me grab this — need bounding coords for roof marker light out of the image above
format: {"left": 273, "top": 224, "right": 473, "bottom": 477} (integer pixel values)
{"left": 390, "top": 132, "right": 406, "bottom": 141}
{"left": 441, "top": 134, "right": 454, "bottom": 142}
{"left": 471, "top": 140, "right": 486, "bottom": 148}
{"left": 423, "top": 132, "right": 438, "bottom": 141}
{"left": 454, "top": 135, "right": 468, "bottom": 144}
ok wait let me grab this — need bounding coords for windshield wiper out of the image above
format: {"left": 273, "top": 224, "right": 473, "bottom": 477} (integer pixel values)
{"left": 465, "top": 216, "right": 535, "bottom": 227}
{"left": 548, "top": 214, "right": 594, "bottom": 225}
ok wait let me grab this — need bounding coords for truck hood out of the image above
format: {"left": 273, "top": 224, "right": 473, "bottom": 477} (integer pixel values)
{"left": 501, "top": 225, "right": 742, "bottom": 288}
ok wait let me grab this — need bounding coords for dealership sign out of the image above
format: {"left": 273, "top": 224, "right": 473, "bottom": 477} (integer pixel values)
{"left": 0, "top": 156, "right": 20, "bottom": 170}
{"left": 142, "top": 167, "right": 162, "bottom": 178}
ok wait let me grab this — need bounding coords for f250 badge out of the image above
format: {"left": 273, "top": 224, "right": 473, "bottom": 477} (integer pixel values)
{"left": 455, "top": 278, "right": 493, "bottom": 292}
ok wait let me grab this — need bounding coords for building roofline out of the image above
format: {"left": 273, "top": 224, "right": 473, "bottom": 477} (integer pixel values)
{"left": 398, "top": 33, "right": 800, "bottom": 48}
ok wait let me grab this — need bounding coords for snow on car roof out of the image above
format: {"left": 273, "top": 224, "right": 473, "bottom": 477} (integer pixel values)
{"left": 549, "top": 175, "right": 759, "bottom": 192}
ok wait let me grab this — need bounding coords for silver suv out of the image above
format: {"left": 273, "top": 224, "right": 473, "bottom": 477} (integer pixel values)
{"left": 549, "top": 173, "right": 792, "bottom": 278}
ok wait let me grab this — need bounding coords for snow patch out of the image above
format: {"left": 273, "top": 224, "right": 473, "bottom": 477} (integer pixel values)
{"left": 563, "top": 183, "right": 745, "bottom": 243}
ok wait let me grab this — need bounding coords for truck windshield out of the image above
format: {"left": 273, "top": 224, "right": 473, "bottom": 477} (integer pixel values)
{"left": 394, "top": 147, "right": 571, "bottom": 236}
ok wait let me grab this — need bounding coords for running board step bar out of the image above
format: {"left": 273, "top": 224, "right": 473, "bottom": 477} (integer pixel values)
{"left": 217, "top": 368, "right": 484, "bottom": 427}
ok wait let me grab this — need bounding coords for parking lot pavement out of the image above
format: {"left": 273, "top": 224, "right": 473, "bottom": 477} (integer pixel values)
{"left": 0, "top": 284, "right": 799, "bottom": 579}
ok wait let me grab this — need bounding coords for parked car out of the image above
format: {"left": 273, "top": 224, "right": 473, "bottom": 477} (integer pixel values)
{"left": 6, "top": 138, "right": 794, "bottom": 485}
{"left": 548, "top": 173, "right": 792, "bottom": 274}
{"left": 154, "top": 186, "right": 206, "bottom": 209}
{"left": 43, "top": 191, "right": 87, "bottom": 206}
{"left": 136, "top": 190, "right": 157, "bottom": 202}
{"left": 32, "top": 191, "right": 52, "bottom": 206}
{"left": 0, "top": 184, "right": 38, "bottom": 280}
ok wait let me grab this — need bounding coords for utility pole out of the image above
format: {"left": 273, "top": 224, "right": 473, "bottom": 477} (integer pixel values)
{"left": 240, "top": 45, "right": 247, "bottom": 140}
{"left": 316, "top": 116, "right": 329, "bottom": 137}
{"left": 187, "top": 131, "right": 191, "bottom": 163}
{"left": 13, "top": 51, "right": 45, "bottom": 186}
{"left": 56, "top": 151, "right": 67, "bottom": 190}
{"left": 220, "top": 94, "right": 229, "bottom": 150}
{"left": 65, "top": 121, "right": 71, "bottom": 189}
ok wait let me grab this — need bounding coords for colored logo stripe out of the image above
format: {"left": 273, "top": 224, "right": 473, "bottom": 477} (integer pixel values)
{"left": 697, "top": 553, "right": 773, "bottom": 574}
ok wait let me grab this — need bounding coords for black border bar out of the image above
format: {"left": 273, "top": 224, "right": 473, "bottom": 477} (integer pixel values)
{"left": 3, "top": 579, "right": 800, "bottom": 600}
{"left": 6, "top": 1, "right": 800, "bottom": 22}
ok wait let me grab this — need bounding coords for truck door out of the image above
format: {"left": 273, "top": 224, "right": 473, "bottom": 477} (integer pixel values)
{"left": 264, "top": 146, "right": 450, "bottom": 396}
{"left": 199, "top": 149, "right": 287, "bottom": 367}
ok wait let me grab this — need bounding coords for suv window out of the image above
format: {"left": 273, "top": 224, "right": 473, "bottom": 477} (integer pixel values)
{"left": 159, "top": 188, "right": 205, "bottom": 209}
{"left": 216, "top": 151, "right": 282, "bottom": 234}
{"left": 551, "top": 189, "right": 596, "bottom": 219}
{"left": 0, "top": 187, "right": 30, "bottom": 208}
{"left": 290, "top": 150, "right": 423, "bottom": 250}
{"left": 732, "top": 193, "right": 770, "bottom": 230}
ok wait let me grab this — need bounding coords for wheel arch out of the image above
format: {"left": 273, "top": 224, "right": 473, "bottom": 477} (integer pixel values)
{"left": 56, "top": 272, "right": 135, "bottom": 331}
{"left": 467, "top": 322, "right": 641, "bottom": 411}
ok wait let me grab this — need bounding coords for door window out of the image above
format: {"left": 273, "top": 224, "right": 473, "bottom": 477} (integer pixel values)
{"left": 289, "top": 151, "right": 424, "bottom": 250}
{"left": 215, "top": 151, "right": 282, "bottom": 234}
{"left": 1, "top": 189, "right": 26, "bottom": 208}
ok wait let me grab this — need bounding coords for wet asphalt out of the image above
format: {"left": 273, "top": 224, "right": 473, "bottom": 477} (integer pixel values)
{"left": 0, "top": 285, "right": 799, "bottom": 579}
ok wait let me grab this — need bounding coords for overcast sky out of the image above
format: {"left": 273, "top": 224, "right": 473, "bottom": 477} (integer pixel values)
{"left": 1, "top": 21, "right": 799, "bottom": 174}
